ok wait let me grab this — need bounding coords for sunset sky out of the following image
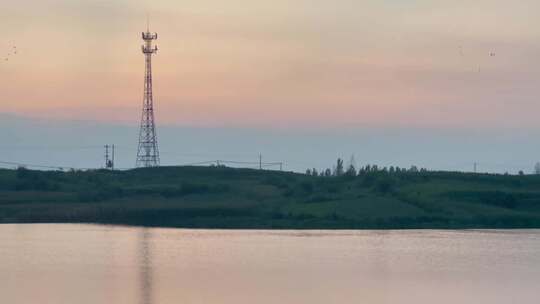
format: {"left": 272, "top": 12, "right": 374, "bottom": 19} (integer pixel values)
{"left": 2, "top": 1, "right": 540, "bottom": 172}
{"left": 2, "top": 0, "right": 540, "bottom": 128}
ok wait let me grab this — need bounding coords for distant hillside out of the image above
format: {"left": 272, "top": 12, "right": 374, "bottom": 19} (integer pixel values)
{"left": 1, "top": 166, "right": 540, "bottom": 229}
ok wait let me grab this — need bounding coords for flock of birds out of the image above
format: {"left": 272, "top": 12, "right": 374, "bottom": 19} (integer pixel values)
{"left": 1, "top": 43, "right": 496, "bottom": 71}
{"left": 3, "top": 45, "right": 18, "bottom": 62}
{"left": 458, "top": 45, "right": 497, "bottom": 72}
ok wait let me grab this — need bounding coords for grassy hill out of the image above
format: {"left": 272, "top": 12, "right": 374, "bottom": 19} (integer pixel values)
{"left": 1, "top": 166, "right": 540, "bottom": 229}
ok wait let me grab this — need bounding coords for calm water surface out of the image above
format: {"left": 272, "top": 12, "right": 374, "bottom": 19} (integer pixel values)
{"left": 1, "top": 224, "right": 539, "bottom": 304}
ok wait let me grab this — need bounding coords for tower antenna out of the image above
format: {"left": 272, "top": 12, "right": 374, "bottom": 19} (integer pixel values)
{"left": 136, "top": 21, "right": 160, "bottom": 167}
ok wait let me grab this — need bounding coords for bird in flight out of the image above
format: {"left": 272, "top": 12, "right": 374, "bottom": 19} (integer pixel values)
{"left": 2, "top": 45, "right": 18, "bottom": 63}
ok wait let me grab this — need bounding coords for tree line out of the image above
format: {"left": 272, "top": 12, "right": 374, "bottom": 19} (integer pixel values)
{"left": 306, "top": 157, "right": 427, "bottom": 177}
{"left": 307, "top": 158, "right": 540, "bottom": 177}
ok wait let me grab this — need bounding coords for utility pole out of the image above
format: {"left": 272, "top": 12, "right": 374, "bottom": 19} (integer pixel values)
{"left": 105, "top": 145, "right": 110, "bottom": 169}
{"left": 111, "top": 144, "right": 115, "bottom": 171}
{"left": 105, "top": 144, "right": 115, "bottom": 170}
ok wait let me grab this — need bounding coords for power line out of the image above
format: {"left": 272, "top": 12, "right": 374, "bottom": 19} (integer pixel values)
{"left": 0, "top": 160, "right": 90, "bottom": 171}
{"left": 0, "top": 145, "right": 292, "bottom": 167}
{"left": 216, "top": 160, "right": 259, "bottom": 165}
{"left": 0, "top": 145, "right": 103, "bottom": 150}
{"left": 182, "top": 160, "right": 220, "bottom": 166}
{"left": 179, "top": 159, "right": 284, "bottom": 171}
{"left": 0, "top": 153, "right": 286, "bottom": 172}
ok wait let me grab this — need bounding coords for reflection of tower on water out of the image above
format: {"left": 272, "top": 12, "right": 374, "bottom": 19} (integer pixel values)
{"left": 138, "top": 228, "right": 153, "bottom": 304}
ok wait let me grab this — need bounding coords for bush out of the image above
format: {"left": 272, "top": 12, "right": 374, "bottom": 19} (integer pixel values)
{"left": 262, "top": 176, "right": 289, "bottom": 189}
{"left": 375, "top": 176, "right": 397, "bottom": 194}
{"left": 360, "top": 173, "right": 377, "bottom": 187}
{"left": 480, "top": 191, "right": 517, "bottom": 209}
{"left": 14, "top": 172, "right": 61, "bottom": 191}
{"left": 304, "top": 195, "right": 332, "bottom": 204}
{"left": 444, "top": 191, "right": 518, "bottom": 209}
{"left": 180, "top": 182, "right": 210, "bottom": 195}
{"left": 77, "top": 186, "right": 124, "bottom": 202}
{"left": 300, "top": 182, "right": 314, "bottom": 194}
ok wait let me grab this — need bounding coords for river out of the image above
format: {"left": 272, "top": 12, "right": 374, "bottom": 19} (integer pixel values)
{"left": 1, "top": 224, "right": 539, "bottom": 304}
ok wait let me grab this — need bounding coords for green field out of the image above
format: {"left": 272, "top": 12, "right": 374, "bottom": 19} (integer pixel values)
{"left": 1, "top": 166, "right": 540, "bottom": 229}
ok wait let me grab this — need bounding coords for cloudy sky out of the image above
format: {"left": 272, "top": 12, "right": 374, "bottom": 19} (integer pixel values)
{"left": 2, "top": 0, "right": 540, "bottom": 128}
{"left": 1, "top": 1, "right": 540, "bottom": 172}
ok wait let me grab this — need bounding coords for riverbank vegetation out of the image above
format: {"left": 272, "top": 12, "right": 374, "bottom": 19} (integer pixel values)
{"left": 1, "top": 164, "right": 540, "bottom": 229}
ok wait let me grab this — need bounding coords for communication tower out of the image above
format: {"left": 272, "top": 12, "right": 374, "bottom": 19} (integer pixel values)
{"left": 136, "top": 21, "right": 160, "bottom": 167}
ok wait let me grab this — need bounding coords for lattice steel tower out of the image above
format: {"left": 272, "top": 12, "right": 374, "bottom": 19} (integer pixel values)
{"left": 136, "top": 23, "right": 160, "bottom": 167}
